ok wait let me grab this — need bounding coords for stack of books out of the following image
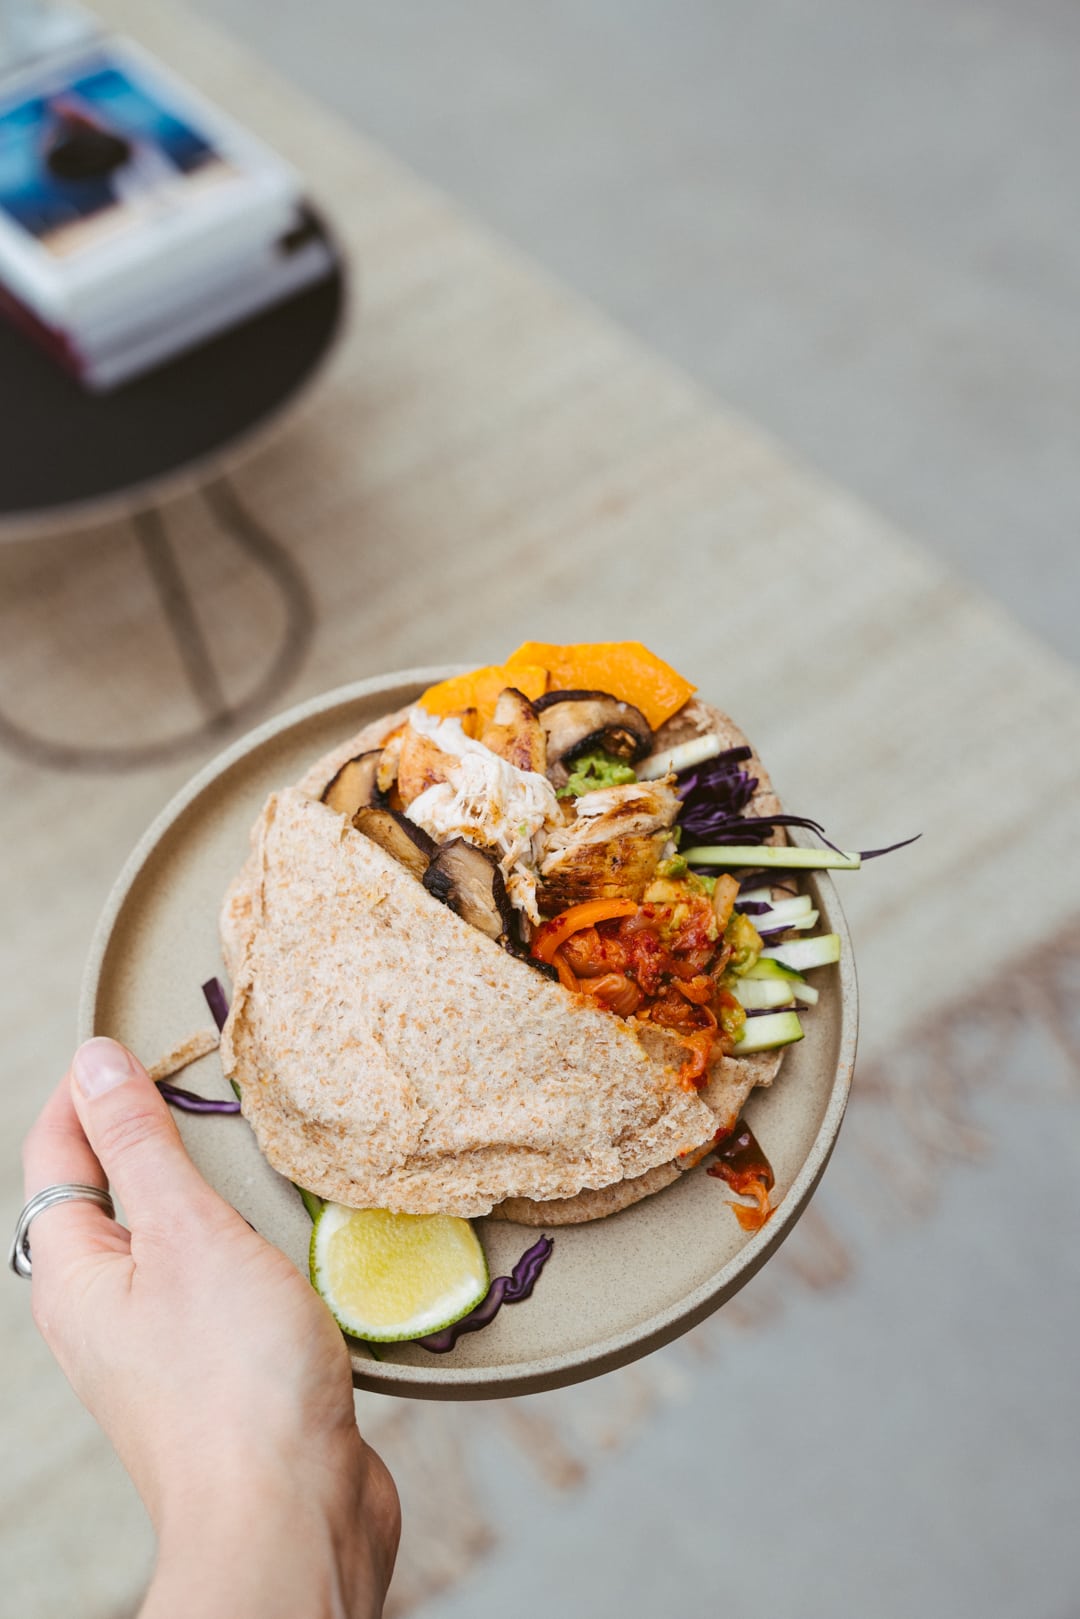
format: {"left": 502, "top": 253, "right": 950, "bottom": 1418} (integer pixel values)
{"left": 0, "top": 35, "right": 335, "bottom": 390}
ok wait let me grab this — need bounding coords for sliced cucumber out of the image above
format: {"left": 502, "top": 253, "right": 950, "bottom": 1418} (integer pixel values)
{"left": 759, "top": 910, "right": 820, "bottom": 935}
{"left": 757, "top": 900, "right": 820, "bottom": 935}
{"left": 735, "top": 1010, "right": 804, "bottom": 1053}
{"left": 744, "top": 957, "right": 806, "bottom": 983}
{"left": 791, "top": 981, "right": 820, "bottom": 1007}
{"left": 738, "top": 886, "right": 773, "bottom": 905}
{"left": 760, "top": 933, "right": 841, "bottom": 971}
{"left": 637, "top": 732, "right": 723, "bottom": 781}
{"left": 733, "top": 977, "right": 796, "bottom": 1010}
{"left": 684, "top": 845, "right": 860, "bottom": 871}
{"left": 755, "top": 894, "right": 813, "bottom": 926}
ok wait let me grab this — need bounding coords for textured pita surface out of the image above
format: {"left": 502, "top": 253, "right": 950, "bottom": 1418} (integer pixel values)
{"left": 489, "top": 698, "right": 785, "bottom": 1223}
{"left": 491, "top": 1050, "right": 780, "bottom": 1224}
{"left": 220, "top": 787, "right": 718, "bottom": 1215}
{"left": 145, "top": 1028, "right": 220, "bottom": 1084}
{"left": 220, "top": 706, "right": 410, "bottom": 982}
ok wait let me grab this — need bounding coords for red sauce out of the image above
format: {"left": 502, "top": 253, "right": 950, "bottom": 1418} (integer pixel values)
{"left": 549, "top": 899, "right": 749, "bottom": 1091}
{"left": 707, "top": 1116, "right": 775, "bottom": 1231}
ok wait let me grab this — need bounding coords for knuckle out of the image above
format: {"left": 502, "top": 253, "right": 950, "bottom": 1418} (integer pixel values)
{"left": 94, "top": 1105, "right": 167, "bottom": 1167}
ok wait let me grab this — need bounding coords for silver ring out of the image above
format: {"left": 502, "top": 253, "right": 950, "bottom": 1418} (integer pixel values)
{"left": 9, "top": 1183, "right": 115, "bottom": 1279}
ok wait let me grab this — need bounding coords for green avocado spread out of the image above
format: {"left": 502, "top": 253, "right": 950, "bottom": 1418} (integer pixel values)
{"left": 557, "top": 749, "right": 638, "bottom": 798}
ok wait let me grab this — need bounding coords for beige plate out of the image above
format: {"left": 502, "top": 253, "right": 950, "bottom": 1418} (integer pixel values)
{"left": 80, "top": 668, "right": 857, "bottom": 1401}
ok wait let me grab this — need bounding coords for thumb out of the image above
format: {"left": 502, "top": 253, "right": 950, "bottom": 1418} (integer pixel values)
{"left": 71, "top": 1038, "right": 215, "bottom": 1230}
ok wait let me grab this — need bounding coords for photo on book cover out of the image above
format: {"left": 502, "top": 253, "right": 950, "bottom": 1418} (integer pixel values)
{"left": 0, "top": 46, "right": 237, "bottom": 260}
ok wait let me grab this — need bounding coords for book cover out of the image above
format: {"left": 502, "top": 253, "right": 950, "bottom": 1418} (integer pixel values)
{"left": 0, "top": 36, "right": 298, "bottom": 326}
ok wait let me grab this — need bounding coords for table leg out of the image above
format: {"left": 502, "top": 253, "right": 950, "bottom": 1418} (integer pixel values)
{"left": 133, "top": 505, "right": 233, "bottom": 729}
{"left": 0, "top": 473, "right": 315, "bottom": 772}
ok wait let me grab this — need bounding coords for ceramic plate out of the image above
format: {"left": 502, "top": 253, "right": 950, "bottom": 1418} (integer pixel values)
{"left": 80, "top": 668, "right": 857, "bottom": 1400}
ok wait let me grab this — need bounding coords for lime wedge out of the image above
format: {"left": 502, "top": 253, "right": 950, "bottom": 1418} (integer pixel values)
{"left": 309, "top": 1204, "right": 489, "bottom": 1342}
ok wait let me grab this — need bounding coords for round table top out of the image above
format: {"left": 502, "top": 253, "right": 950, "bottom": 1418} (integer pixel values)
{"left": 0, "top": 259, "right": 345, "bottom": 535}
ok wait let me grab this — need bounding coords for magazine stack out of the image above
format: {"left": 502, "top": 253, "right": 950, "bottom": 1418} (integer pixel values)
{"left": 0, "top": 36, "right": 333, "bottom": 390}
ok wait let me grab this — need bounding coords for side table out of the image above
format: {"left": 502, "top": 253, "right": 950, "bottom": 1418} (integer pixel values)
{"left": 0, "top": 234, "right": 345, "bottom": 770}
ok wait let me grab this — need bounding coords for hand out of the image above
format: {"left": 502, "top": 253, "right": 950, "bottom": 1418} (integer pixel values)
{"left": 22, "top": 1038, "right": 400, "bottom": 1619}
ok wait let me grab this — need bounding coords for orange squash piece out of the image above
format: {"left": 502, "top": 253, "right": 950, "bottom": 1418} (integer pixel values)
{"left": 505, "top": 641, "right": 695, "bottom": 730}
{"left": 419, "top": 663, "right": 549, "bottom": 726}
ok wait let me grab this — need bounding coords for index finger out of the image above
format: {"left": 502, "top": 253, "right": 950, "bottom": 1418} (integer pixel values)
{"left": 21, "top": 1073, "right": 129, "bottom": 1279}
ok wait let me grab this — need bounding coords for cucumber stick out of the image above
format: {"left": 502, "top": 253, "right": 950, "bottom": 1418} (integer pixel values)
{"left": 637, "top": 732, "right": 722, "bottom": 780}
{"left": 734, "top": 977, "right": 797, "bottom": 1010}
{"left": 760, "top": 933, "right": 841, "bottom": 971}
{"left": 684, "top": 845, "right": 860, "bottom": 871}
{"left": 755, "top": 894, "right": 813, "bottom": 926}
{"left": 758, "top": 908, "right": 820, "bottom": 934}
{"left": 735, "top": 1010, "right": 804, "bottom": 1053}
{"left": 742, "top": 953, "right": 819, "bottom": 1004}
{"left": 743, "top": 956, "right": 806, "bottom": 983}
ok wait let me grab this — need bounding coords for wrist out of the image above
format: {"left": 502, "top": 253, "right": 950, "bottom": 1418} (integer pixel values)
{"left": 146, "top": 1437, "right": 374, "bottom": 1619}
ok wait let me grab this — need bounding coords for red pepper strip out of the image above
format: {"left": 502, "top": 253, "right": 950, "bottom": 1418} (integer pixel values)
{"left": 676, "top": 1029, "right": 715, "bottom": 1091}
{"left": 531, "top": 898, "right": 640, "bottom": 964}
{"left": 550, "top": 947, "right": 580, "bottom": 994}
{"left": 725, "top": 1176, "right": 773, "bottom": 1232}
{"left": 673, "top": 974, "right": 714, "bottom": 1006}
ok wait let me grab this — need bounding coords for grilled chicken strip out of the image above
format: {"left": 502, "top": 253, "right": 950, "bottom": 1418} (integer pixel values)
{"left": 537, "top": 778, "right": 680, "bottom": 912}
{"left": 480, "top": 687, "right": 547, "bottom": 775}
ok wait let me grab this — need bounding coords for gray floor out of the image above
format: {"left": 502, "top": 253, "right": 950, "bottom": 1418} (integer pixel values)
{"left": 192, "top": 0, "right": 1080, "bottom": 664}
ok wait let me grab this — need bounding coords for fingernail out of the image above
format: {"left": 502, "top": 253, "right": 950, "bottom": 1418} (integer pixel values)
{"left": 73, "top": 1038, "right": 135, "bottom": 1100}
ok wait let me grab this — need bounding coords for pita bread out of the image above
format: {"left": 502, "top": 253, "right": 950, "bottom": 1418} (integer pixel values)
{"left": 221, "top": 787, "right": 720, "bottom": 1216}
{"left": 219, "top": 695, "right": 789, "bottom": 1221}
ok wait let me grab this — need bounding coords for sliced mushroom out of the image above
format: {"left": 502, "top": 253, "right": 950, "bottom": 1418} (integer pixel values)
{"left": 352, "top": 807, "right": 437, "bottom": 881}
{"left": 422, "top": 837, "right": 515, "bottom": 941}
{"left": 321, "top": 751, "right": 384, "bottom": 818}
{"left": 479, "top": 687, "right": 547, "bottom": 774}
{"left": 534, "top": 690, "right": 653, "bottom": 779}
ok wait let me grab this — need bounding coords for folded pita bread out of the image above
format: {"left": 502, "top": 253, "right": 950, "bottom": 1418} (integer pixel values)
{"left": 219, "top": 697, "right": 787, "bottom": 1221}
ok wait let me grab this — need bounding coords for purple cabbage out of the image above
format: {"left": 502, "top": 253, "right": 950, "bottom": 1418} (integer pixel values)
{"left": 675, "top": 750, "right": 919, "bottom": 863}
{"left": 857, "top": 836, "right": 922, "bottom": 859}
{"left": 158, "top": 1081, "right": 241, "bottom": 1115}
{"left": 675, "top": 747, "right": 759, "bottom": 839}
{"left": 739, "top": 869, "right": 796, "bottom": 891}
{"left": 202, "top": 977, "right": 230, "bottom": 1032}
{"left": 155, "top": 976, "right": 242, "bottom": 1115}
{"left": 415, "top": 1235, "right": 554, "bottom": 1353}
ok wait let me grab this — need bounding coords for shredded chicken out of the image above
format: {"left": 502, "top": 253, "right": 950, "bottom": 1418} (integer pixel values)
{"left": 402, "top": 708, "right": 564, "bottom": 922}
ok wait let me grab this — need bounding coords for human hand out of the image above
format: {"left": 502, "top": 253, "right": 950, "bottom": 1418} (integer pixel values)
{"left": 21, "top": 1038, "right": 400, "bottom": 1619}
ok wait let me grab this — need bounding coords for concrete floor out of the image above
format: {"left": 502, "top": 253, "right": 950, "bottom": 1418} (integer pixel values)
{"left": 191, "top": 0, "right": 1080, "bottom": 665}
